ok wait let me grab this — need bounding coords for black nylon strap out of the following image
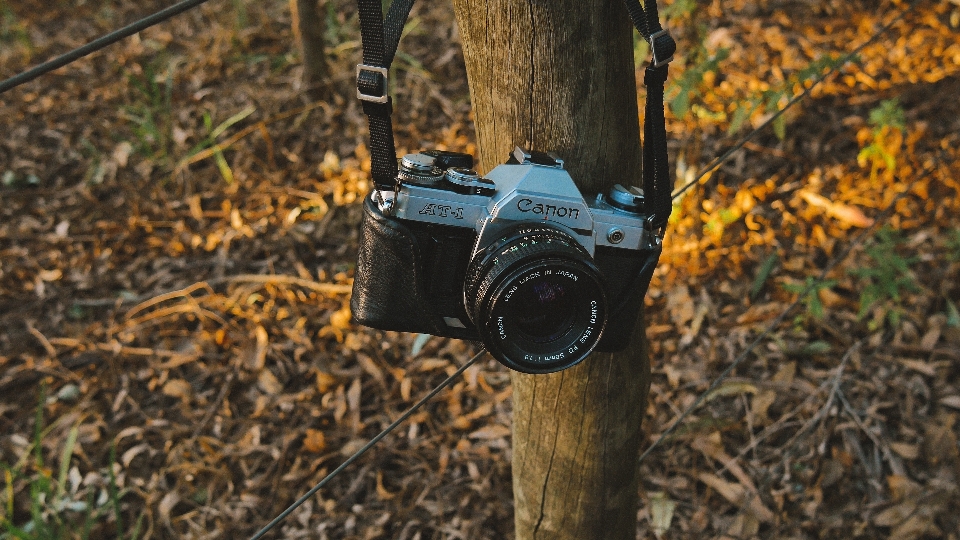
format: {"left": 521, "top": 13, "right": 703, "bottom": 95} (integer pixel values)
{"left": 356, "top": 0, "right": 676, "bottom": 228}
{"left": 622, "top": 0, "right": 676, "bottom": 230}
{"left": 356, "top": 0, "right": 415, "bottom": 190}
{"left": 643, "top": 65, "right": 672, "bottom": 229}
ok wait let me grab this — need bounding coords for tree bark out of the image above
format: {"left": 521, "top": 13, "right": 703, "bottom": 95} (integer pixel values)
{"left": 294, "top": 0, "right": 329, "bottom": 101}
{"left": 451, "top": 1, "right": 651, "bottom": 539}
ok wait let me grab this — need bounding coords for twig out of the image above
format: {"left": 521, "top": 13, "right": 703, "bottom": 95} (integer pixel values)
{"left": 72, "top": 273, "right": 353, "bottom": 312}
{"left": 95, "top": 342, "right": 196, "bottom": 361}
{"left": 776, "top": 340, "right": 863, "bottom": 454}
{"left": 211, "top": 274, "right": 353, "bottom": 295}
{"left": 126, "top": 282, "right": 213, "bottom": 319}
{"left": 26, "top": 322, "right": 57, "bottom": 358}
{"left": 837, "top": 389, "right": 905, "bottom": 477}
{"left": 190, "top": 372, "right": 236, "bottom": 439}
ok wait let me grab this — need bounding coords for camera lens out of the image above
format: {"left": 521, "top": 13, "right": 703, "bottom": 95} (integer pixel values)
{"left": 464, "top": 225, "right": 607, "bottom": 373}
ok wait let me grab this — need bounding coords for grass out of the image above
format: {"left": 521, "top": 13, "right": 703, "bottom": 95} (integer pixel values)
{"left": 0, "top": 388, "right": 142, "bottom": 540}
{"left": 120, "top": 58, "right": 175, "bottom": 162}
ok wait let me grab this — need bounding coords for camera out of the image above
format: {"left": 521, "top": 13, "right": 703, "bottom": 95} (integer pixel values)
{"left": 351, "top": 146, "right": 661, "bottom": 374}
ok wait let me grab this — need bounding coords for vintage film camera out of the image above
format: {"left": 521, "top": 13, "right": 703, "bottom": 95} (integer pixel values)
{"left": 351, "top": 147, "right": 661, "bottom": 374}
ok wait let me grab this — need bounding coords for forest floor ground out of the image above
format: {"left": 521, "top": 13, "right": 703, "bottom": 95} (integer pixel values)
{"left": 1, "top": 0, "right": 960, "bottom": 538}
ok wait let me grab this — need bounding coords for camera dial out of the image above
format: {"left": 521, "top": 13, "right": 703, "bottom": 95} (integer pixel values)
{"left": 399, "top": 153, "right": 443, "bottom": 185}
{"left": 605, "top": 184, "right": 645, "bottom": 213}
{"left": 464, "top": 224, "right": 607, "bottom": 374}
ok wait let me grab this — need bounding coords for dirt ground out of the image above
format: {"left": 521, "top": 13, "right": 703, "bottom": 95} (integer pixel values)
{"left": 1, "top": 0, "right": 960, "bottom": 538}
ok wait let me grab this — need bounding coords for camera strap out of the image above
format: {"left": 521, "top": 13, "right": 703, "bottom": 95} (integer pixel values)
{"left": 621, "top": 0, "right": 676, "bottom": 232}
{"left": 355, "top": 0, "right": 676, "bottom": 229}
{"left": 355, "top": 0, "right": 415, "bottom": 191}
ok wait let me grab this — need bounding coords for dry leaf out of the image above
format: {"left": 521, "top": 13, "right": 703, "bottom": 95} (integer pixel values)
{"left": 339, "top": 438, "right": 367, "bottom": 457}
{"left": 772, "top": 361, "right": 796, "bottom": 384}
{"left": 162, "top": 379, "right": 192, "bottom": 401}
{"left": 356, "top": 353, "right": 384, "bottom": 384}
{"left": 698, "top": 472, "right": 744, "bottom": 505}
{"left": 37, "top": 269, "right": 62, "bottom": 282}
{"left": 938, "top": 396, "right": 960, "bottom": 410}
{"left": 751, "top": 390, "right": 777, "bottom": 422}
{"left": 468, "top": 425, "right": 510, "bottom": 440}
{"left": 121, "top": 443, "right": 153, "bottom": 467}
{"left": 347, "top": 378, "right": 362, "bottom": 433}
{"left": 666, "top": 285, "right": 695, "bottom": 327}
{"left": 799, "top": 190, "right": 874, "bottom": 227}
{"left": 330, "top": 303, "right": 352, "bottom": 329}
{"left": 248, "top": 325, "right": 268, "bottom": 370}
{"left": 890, "top": 442, "right": 919, "bottom": 460}
{"left": 890, "top": 515, "right": 940, "bottom": 540}
{"left": 923, "top": 414, "right": 959, "bottom": 465}
{"left": 316, "top": 371, "right": 336, "bottom": 394}
{"left": 648, "top": 491, "right": 676, "bottom": 539}
{"left": 705, "top": 381, "right": 758, "bottom": 402}
{"left": 417, "top": 358, "right": 450, "bottom": 371}
{"left": 158, "top": 492, "right": 181, "bottom": 526}
{"left": 376, "top": 470, "right": 397, "bottom": 500}
{"left": 918, "top": 325, "right": 941, "bottom": 350}
{"left": 898, "top": 358, "right": 936, "bottom": 376}
{"left": 302, "top": 429, "right": 326, "bottom": 453}
{"left": 257, "top": 370, "right": 283, "bottom": 395}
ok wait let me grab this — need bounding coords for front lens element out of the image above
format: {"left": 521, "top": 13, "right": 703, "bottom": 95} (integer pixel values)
{"left": 510, "top": 277, "right": 576, "bottom": 343}
{"left": 464, "top": 225, "right": 607, "bottom": 373}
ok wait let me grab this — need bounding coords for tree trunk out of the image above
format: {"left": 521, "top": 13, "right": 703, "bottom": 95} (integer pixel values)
{"left": 451, "top": 1, "right": 651, "bottom": 539}
{"left": 294, "top": 0, "right": 329, "bottom": 101}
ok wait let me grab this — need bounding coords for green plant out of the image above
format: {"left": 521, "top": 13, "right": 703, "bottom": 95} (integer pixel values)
{"left": 182, "top": 106, "right": 256, "bottom": 184}
{"left": 0, "top": 389, "right": 142, "bottom": 539}
{"left": 232, "top": 0, "right": 248, "bottom": 29}
{"left": 783, "top": 276, "right": 837, "bottom": 320}
{"left": 0, "top": 2, "right": 31, "bottom": 50}
{"left": 390, "top": 17, "right": 432, "bottom": 89}
{"left": 857, "top": 98, "right": 905, "bottom": 183}
{"left": 120, "top": 59, "right": 175, "bottom": 161}
{"left": 750, "top": 253, "right": 779, "bottom": 299}
{"left": 667, "top": 45, "right": 730, "bottom": 119}
{"left": 848, "top": 226, "right": 920, "bottom": 329}
{"left": 945, "top": 228, "right": 960, "bottom": 262}
{"left": 728, "top": 54, "right": 842, "bottom": 140}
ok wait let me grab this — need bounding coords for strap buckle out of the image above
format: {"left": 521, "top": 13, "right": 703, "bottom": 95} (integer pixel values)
{"left": 648, "top": 29, "right": 674, "bottom": 68}
{"left": 356, "top": 64, "right": 389, "bottom": 103}
{"left": 644, "top": 215, "right": 666, "bottom": 246}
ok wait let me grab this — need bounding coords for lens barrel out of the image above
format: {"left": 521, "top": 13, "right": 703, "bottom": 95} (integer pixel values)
{"left": 464, "top": 225, "right": 607, "bottom": 373}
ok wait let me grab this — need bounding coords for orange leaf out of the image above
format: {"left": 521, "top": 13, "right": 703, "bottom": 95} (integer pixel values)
{"left": 302, "top": 429, "right": 326, "bottom": 453}
{"left": 799, "top": 191, "right": 874, "bottom": 228}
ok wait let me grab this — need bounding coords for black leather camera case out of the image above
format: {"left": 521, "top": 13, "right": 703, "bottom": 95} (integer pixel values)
{"left": 351, "top": 196, "right": 482, "bottom": 341}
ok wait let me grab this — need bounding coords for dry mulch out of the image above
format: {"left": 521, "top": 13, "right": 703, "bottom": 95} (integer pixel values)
{"left": 1, "top": 0, "right": 959, "bottom": 538}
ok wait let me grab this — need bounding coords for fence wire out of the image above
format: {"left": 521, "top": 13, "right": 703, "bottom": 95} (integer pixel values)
{"left": 0, "top": 0, "right": 928, "bottom": 535}
{"left": 249, "top": 349, "right": 486, "bottom": 540}
{"left": 671, "top": 0, "right": 918, "bottom": 201}
{"left": 639, "top": 188, "right": 912, "bottom": 464}
{"left": 0, "top": 0, "right": 216, "bottom": 95}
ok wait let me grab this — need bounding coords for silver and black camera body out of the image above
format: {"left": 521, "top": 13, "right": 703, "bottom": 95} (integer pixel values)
{"left": 351, "top": 147, "right": 662, "bottom": 374}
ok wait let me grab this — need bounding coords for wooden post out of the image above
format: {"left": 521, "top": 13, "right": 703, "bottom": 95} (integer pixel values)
{"left": 451, "top": 0, "right": 652, "bottom": 538}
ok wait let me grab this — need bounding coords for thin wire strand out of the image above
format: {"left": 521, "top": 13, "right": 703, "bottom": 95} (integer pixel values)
{"left": 638, "top": 188, "right": 910, "bottom": 464}
{"left": 670, "top": 1, "right": 917, "bottom": 201}
{"left": 249, "top": 349, "right": 486, "bottom": 540}
{"left": 0, "top": 0, "right": 216, "bottom": 95}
